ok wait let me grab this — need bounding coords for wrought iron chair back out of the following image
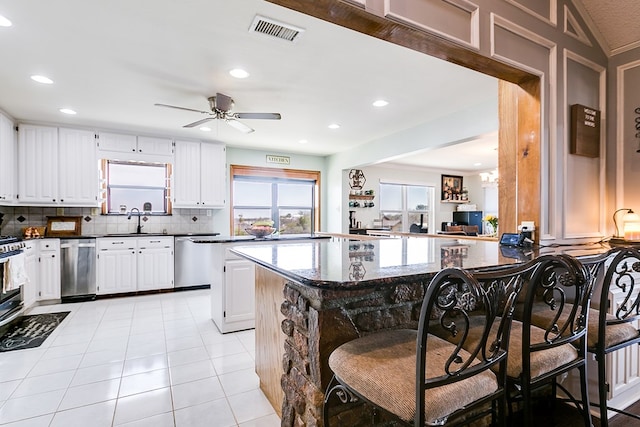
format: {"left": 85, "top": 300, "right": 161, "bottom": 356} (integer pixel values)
{"left": 578, "top": 246, "right": 640, "bottom": 426}
{"left": 324, "top": 261, "right": 533, "bottom": 426}
{"left": 505, "top": 253, "right": 592, "bottom": 426}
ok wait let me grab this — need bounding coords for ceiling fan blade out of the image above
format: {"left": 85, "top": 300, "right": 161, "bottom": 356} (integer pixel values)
{"left": 232, "top": 112, "right": 282, "bottom": 120}
{"left": 225, "top": 118, "right": 254, "bottom": 133}
{"left": 183, "top": 117, "right": 215, "bottom": 128}
{"left": 155, "top": 103, "right": 210, "bottom": 114}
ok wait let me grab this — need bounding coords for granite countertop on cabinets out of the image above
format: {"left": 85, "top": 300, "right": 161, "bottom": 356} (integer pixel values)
{"left": 24, "top": 232, "right": 222, "bottom": 240}
{"left": 188, "top": 234, "right": 330, "bottom": 243}
{"left": 230, "top": 236, "right": 614, "bottom": 290}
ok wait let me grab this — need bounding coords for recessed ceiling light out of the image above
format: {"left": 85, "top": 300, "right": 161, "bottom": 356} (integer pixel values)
{"left": 229, "top": 68, "right": 249, "bottom": 79}
{"left": 200, "top": 126, "right": 212, "bottom": 132}
{"left": 298, "top": 139, "right": 308, "bottom": 144}
{"left": 474, "top": 162, "right": 482, "bottom": 166}
{"left": 372, "top": 100, "right": 388, "bottom": 107}
{"left": 328, "top": 123, "right": 340, "bottom": 129}
{"left": 0, "top": 14, "right": 12, "bottom": 27}
{"left": 31, "top": 75, "right": 53, "bottom": 84}
{"left": 59, "top": 108, "right": 76, "bottom": 115}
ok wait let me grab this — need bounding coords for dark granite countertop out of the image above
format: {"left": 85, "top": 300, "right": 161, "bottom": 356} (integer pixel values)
{"left": 230, "top": 236, "right": 614, "bottom": 289}
{"left": 187, "top": 234, "right": 330, "bottom": 243}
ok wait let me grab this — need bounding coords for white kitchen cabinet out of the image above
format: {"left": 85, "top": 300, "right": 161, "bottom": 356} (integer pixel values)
{"left": 96, "top": 132, "right": 137, "bottom": 153}
{"left": 97, "top": 236, "right": 174, "bottom": 294}
{"left": 136, "top": 136, "right": 174, "bottom": 156}
{"left": 17, "top": 125, "right": 99, "bottom": 206}
{"left": 0, "top": 113, "right": 16, "bottom": 203}
{"left": 96, "top": 238, "right": 137, "bottom": 295}
{"left": 18, "top": 124, "right": 59, "bottom": 204}
{"left": 97, "top": 132, "right": 173, "bottom": 156}
{"left": 173, "top": 141, "right": 225, "bottom": 208}
{"left": 22, "top": 240, "right": 38, "bottom": 310}
{"left": 58, "top": 128, "right": 99, "bottom": 205}
{"left": 223, "top": 258, "right": 256, "bottom": 324}
{"left": 137, "top": 237, "right": 174, "bottom": 291}
{"left": 211, "top": 243, "right": 256, "bottom": 333}
{"left": 38, "top": 239, "right": 60, "bottom": 301}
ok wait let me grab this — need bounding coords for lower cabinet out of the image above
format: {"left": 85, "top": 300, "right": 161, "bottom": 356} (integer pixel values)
{"left": 211, "top": 245, "right": 256, "bottom": 333}
{"left": 97, "top": 236, "right": 173, "bottom": 294}
{"left": 38, "top": 239, "right": 60, "bottom": 301}
{"left": 137, "top": 238, "right": 174, "bottom": 291}
{"left": 97, "top": 239, "right": 137, "bottom": 294}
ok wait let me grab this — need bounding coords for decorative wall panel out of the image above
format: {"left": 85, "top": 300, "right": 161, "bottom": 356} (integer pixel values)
{"left": 505, "top": 0, "right": 557, "bottom": 26}
{"left": 617, "top": 61, "right": 640, "bottom": 211}
{"left": 564, "top": 50, "right": 605, "bottom": 238}
{"left": 383, "top": 0, "right": 479, "bottom": 49}
{"left": 563, "top": 5, "right": 592, "bottom": 46}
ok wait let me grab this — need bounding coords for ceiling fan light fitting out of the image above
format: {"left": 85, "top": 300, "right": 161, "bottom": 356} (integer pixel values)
{"left": 225, "top": 118, "right": 254, "bottom": 134}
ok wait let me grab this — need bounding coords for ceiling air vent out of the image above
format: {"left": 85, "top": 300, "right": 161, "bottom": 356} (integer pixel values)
{"left": 249, "top": 15, "right": 305, "bottom": 43}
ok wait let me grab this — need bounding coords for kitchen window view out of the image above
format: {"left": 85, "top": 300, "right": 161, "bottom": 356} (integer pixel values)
{"left": 232, "top": 178, "right": 315, "bottom": 236}
{"left": 103, "top": 160, "right": 171, "bottom": 214}
{"left": 379, "top": 182, "right": 434, "bottom": 233}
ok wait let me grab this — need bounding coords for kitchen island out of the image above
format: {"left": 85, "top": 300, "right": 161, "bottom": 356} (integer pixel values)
{"left": 231, "top": 236, "right": 613, "bottom": 426}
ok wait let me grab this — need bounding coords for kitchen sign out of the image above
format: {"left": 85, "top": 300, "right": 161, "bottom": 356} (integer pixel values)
{"left": 266, "top": 155, "right": 290, "bottom": 165}
{"left": 570, "top": 104, "right": 600, "bottom": 158}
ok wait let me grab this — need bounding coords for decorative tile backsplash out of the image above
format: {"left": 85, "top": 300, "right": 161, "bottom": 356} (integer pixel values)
{"left": 0, "top": 206, "right": 217, "bottom": 237}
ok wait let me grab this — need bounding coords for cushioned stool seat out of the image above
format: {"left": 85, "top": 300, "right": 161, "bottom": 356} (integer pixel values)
{"left": 457, "top": 317, "right": 579, "bottom": 379}
{"left": 521, "top": 303, "right": 640, "bottom": 349}
{"left": 329, "top": 329, "right": 498, "bottom": 424}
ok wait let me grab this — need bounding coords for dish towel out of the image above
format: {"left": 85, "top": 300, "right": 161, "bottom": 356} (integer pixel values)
{"left": 3, "top": 253, "right": 28, "bottom": 293}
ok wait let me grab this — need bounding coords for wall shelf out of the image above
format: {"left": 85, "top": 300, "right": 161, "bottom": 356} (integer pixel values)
{"left": 348, "top": 195, "right": 374, "bottom": 200}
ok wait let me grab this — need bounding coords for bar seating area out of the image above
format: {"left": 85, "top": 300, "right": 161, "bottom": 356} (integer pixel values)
{"left": 322, "top": 247, "right": 640, "bottom": 426}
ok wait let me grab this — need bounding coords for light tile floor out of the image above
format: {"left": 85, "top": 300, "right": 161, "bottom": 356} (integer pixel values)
{"left": 0, "top": 290, "right": 281, "bottom": 427}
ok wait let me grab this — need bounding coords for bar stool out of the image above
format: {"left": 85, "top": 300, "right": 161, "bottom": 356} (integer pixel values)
{"left": 323, "top": 264, "right": 523, "bottom": 426}
{"left": 577, "top": 247, "right": 640, "bottom": 426}
{"left": 507, "top": 254, "right": 593, "bottom": 426}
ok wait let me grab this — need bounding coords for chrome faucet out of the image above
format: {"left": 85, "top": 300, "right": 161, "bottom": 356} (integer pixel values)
{"left": 127, "top": 208, "right": 143, "bottom": 234}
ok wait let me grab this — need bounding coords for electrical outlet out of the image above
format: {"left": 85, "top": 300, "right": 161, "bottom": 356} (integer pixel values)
{"left": 207, "top": 210, "right": 212, "bottom": 217}
{"left": 90, "top": 208, "right": 99, "bottom": 216}
{"left": 56, "top": 207, "right": 65, "bottom": 216}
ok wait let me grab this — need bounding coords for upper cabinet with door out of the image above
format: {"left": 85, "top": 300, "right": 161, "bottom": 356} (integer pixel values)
{"left": 18, "top": 124, "right": 59, "bottom": 204}
{"left": 18, "top": 124, "right": 99, "bottom": 206}
{"left": 58, "top": 128, "right": 99, "bottom": 205}
{"left": 173, "top": 140, "right": 225, "bottom": 208}
{"left": 0, "top": 113, "right": 16, "bottom": 203}
{"left": 97, "top": 132, "right": 173, "bottom": 157}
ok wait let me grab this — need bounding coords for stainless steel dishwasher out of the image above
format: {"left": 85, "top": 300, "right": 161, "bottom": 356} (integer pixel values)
{"left": 174, "top": 235, "right": 220, "bottom": 288}
{"left": 60, "top": 238, "right": 97, "bottom": 302}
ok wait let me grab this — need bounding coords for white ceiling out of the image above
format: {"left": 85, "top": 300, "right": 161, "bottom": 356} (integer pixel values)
{"left": 2, "top": 1, "right": 636, "bottom": 173}
{"left": 0, "top": 0, "right": 500, "bottom": 173}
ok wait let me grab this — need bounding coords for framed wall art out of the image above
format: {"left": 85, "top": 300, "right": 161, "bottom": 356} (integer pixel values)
{"left": 441, "top": 174, "right": 463, "bottom": 201}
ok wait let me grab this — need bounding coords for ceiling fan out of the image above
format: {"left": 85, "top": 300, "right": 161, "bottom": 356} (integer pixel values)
{"left": 154, "top": 93, "right": 281, "bottom": 134}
